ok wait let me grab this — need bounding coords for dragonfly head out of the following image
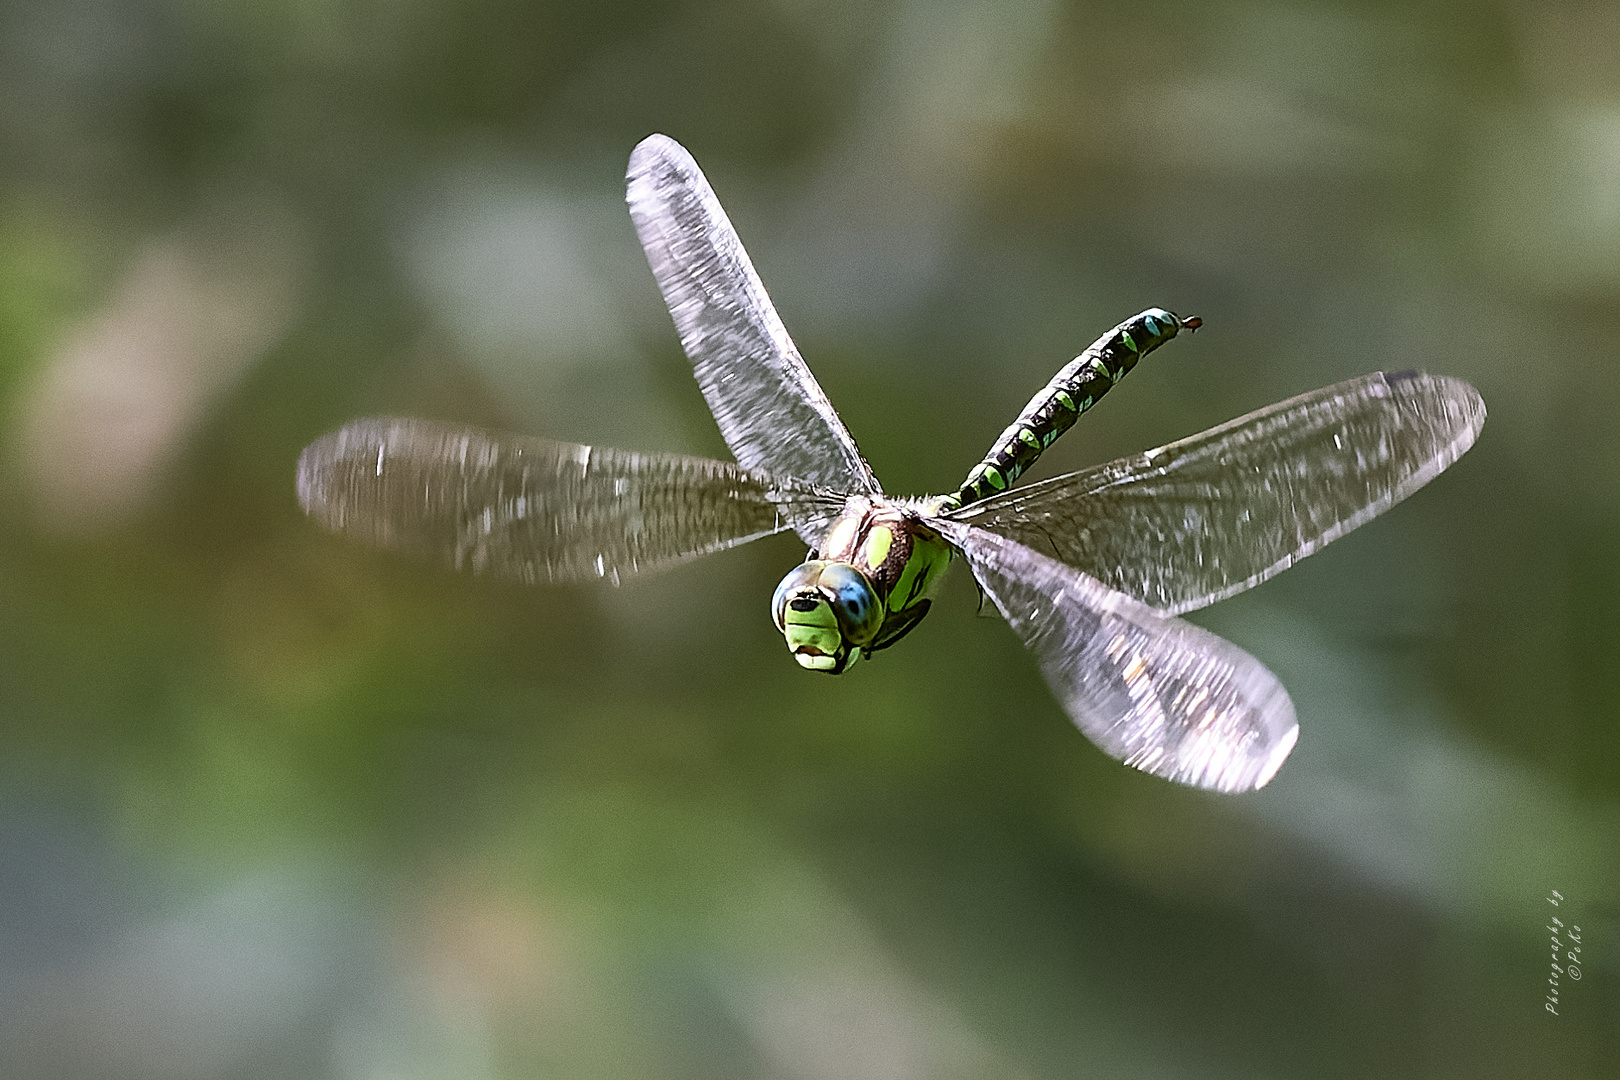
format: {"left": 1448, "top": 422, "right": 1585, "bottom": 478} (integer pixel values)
{"left": 770, "top": 560, "right": 882, "bottom": 674}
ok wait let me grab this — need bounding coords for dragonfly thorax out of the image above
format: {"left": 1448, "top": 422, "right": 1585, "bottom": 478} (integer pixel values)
{"left": 770, "top": 496, "right": 952, "bottom": 674}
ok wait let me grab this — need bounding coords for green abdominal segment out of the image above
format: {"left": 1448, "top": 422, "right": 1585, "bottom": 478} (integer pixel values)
{"left": 947, "top": 308, "right": 1194, "bottom": 509}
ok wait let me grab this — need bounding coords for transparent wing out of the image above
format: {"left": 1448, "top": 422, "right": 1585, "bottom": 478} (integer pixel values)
{"left": 938, "top": 522, "right": 1298, "bottom": 792}
{"left": 944, "top": 372, "right": 1484, "bottom": 614}
{"left": 627, "top": 133, "right": 880, "bottom": 545}
{"left": 297, "top": 418, "right": 838, "bottom": 585}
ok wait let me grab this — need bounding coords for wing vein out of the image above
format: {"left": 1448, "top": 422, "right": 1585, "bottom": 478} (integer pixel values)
{"left": 298, "top": 418, "right": 838, "bottom": 585}
{"left": 945, "top": 372, "right": 1484, "bottom": 614}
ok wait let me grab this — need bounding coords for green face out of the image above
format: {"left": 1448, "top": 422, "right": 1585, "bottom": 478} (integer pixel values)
{"left": 770, "top": 560, "right": 882, "bottom": 674}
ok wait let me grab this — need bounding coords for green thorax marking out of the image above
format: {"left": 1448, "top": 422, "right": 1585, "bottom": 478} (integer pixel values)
{"left": 949, "top": 308, "right": 1195, "bottom": 508}
{"left": 817, "top": 496, "right": 952, "bottom": 652}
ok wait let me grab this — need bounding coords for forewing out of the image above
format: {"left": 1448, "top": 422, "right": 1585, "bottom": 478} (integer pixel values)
{"left": 297, "top": 418, "right": 836, "bottom": 585}
{"left": 945, "top": 372, "right": 1484, "bottom": 614}
{"left": 938, "top": 522, "right": 1298, "bottom": 792}
{"left": 627, "top": 134, "right": 880, "bottom": 544}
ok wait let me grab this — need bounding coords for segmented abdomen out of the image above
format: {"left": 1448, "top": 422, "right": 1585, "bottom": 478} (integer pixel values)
{"left": 948, "top": 308, "right": 1196, "bottom": 508}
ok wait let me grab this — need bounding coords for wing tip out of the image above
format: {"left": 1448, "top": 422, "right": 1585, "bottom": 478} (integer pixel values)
{"left": 1380, "top": 370, "right": 1487, "bottom": 459}
{"left": 1247, "top": 719, "right": 1299, "bottom": 791}
{"left": 294, "top": 438, "right": 326, "bottom": 516}
{"left": 1176, "top": 693, "right": 1298, "bottom": 793}
{"left": 627, "top": 133, "right": 697, "bottom": 185}
{"left": 295, "top": 417, "right": 408, "bottom": 523}
{"left": 1436, "top": 374, "right": 1487, "bottom": 440}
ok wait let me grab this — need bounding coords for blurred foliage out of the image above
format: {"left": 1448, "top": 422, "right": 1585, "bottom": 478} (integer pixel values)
{"left": 0, "top": 0, "right": 1616, "bottom": 1077}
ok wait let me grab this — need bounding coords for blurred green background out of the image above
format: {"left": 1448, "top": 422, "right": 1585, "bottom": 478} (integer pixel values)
{"left": 0, "top": 0, "right": 1616, "bottom": 1076}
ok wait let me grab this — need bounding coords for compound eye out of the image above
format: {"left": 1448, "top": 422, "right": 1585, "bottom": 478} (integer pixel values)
{"left": 771, "top": 561, "right": 829, "bottom": 630}
{"left": 818, "top": 562, "right": 882, "bottom": 645}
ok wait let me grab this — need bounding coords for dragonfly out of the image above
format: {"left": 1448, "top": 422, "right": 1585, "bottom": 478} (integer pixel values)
{"left": 297, "top": 134, "right": 1485, "bottom": 793}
